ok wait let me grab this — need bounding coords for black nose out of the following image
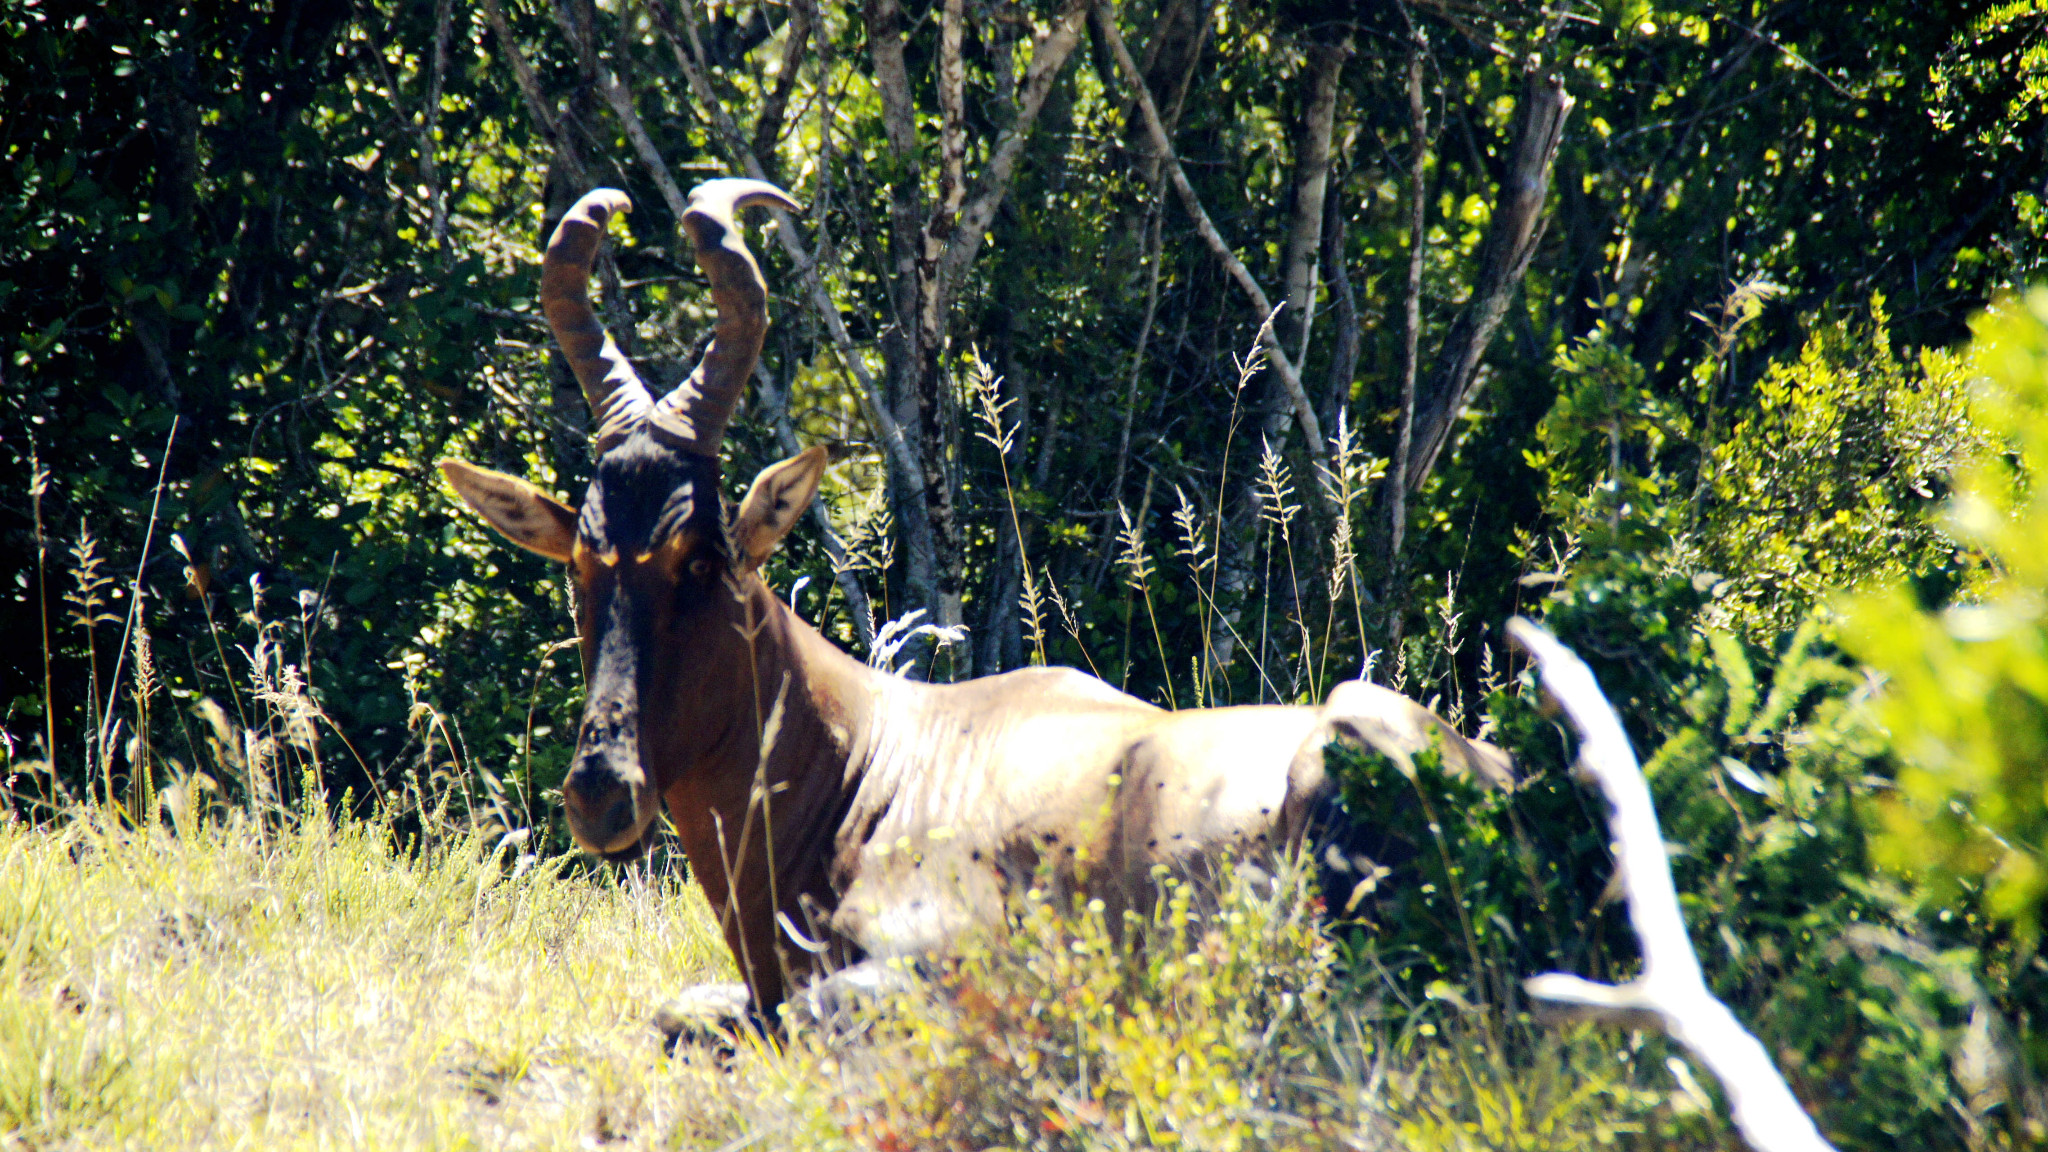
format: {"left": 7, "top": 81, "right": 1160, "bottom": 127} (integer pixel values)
{"left": 563, "top": 761, "right": 638, "bottom": 850}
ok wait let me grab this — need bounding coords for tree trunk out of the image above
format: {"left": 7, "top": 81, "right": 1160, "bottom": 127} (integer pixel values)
{"left": 1403, "top": 70, "right": 1573, "bottom": 493}
{"left": 1386, "top": 30, "right": 1429, "bottom": 650}
{"left": 1274, "top": 35, "right": 1351, "bottom": 367}
{"left": 1213, "top": 28, "right": 1348, "bottom": 681}
{"left": 863, "top": 0, "right": 1086, "bottom": 652}
{"left": 1320, "top": 161, "right": 1360, "bottom": 436}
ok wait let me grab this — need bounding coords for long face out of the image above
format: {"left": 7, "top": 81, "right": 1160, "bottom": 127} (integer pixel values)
{"left": 561, "top": 437, "right": 726, "bottom": 859}
{"left": 439, "top": 439, "right": 829, "bottom": 859}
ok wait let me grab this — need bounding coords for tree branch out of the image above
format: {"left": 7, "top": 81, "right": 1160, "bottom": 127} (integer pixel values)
{"left": 1278, "top": 34, "right": 1350, "bottom": 366}
{"left": 423, "top": 0, "right": 454, "bottom": 248}
{"left": 640, "top": 0, "right": 924, "bottom": 497}
{"left": 592, "top": 66, "right": 691, "bottom": 225}
{"left": 1404, "top": 70, "right": 1571, "bottom": 492}
{"left": 1506, "top": 617, "right": 1837, "bottom": 1152}
{"left": 932, "top": 0, "right": 1091, "bottom": 303}
{"left": 481, "top": 0, "right": 588, "bottom": 184}
{"left": 749, "top": 0, "right": 815, "bottom": 166}
{"left": 1095, "top": 0, "right": 1326, "bottom": 465}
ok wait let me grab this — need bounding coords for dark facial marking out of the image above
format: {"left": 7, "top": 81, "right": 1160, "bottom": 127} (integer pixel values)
{"left": 577, "top": 430, "right": 724, "bottom": 559}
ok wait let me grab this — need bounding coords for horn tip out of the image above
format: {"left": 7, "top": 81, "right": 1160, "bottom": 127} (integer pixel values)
{"left": 554, "top": 189, "right": 634, "bottom": 242}
{"left": 576, "top": 188, "right": 633, "bottom": 215}
{"left": 685, "top": 177, "right": 800, "bottom": 221}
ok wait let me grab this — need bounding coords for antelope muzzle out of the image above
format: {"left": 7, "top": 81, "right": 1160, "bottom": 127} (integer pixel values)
{"left": 562, "top": 694, "right": 656, "bottom": 861}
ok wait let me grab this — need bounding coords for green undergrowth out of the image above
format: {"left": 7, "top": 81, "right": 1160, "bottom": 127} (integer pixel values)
{"left": 749, "top": 854, "right": 1726, "bottom": 1151}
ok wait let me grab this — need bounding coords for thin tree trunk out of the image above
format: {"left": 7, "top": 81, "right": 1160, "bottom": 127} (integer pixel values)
{"left": 1275, "top": 35, "right": 1350, "bottom": 366}
{"left": 1320, "top": 158, "right": 1360, "bottom": 435}
{"left": 866, "top": 0, "right": 1088, "bottom": 639}
{"left": 1107, "top": 195, "right": 1167, "bottom": 545}
{"left": 1403, "top": 69, "right": 1573, "bottom": 493}
{"left": 1258, "top": 28, "right": 1349, "bottom": 610}
{"left": 1390, "top": 29, "right": 1428, "bottom": 569}
{"left": 1096, "top": 0, "right": 1325, "bottom": 470}
{"left": 423, "top": 0, "right": 454, "bottom": 249}
{"left": 864, "top": 0, "right": 956, "bottom": 631}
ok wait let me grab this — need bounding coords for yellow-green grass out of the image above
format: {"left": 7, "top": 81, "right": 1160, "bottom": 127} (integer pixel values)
{"left": 0, "top": 799, "right": 1714, "bottom": 1151}
{"left": 0, "top": 798, "right": 761, "bottom": 1150}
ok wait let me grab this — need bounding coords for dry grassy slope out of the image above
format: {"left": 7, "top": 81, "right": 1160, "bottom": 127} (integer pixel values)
{"left": 0, "top": 807, "right": 772, "bottom": 1150}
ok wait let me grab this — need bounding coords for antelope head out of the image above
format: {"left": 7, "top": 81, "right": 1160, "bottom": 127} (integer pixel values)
{"left": 439, "top": 181, "right": 824, "bottom": 861}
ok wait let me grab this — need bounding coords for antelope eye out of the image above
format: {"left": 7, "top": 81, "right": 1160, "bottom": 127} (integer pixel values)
{"left": 687, "top": 557, "right": 713, "bottom": 580}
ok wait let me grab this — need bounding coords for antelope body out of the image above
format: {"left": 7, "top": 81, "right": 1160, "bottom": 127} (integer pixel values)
{"left": 440, "top": 180, "right": 1511, "bottom": 1023}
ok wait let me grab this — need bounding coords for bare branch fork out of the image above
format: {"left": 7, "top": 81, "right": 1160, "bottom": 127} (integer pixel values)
{"left": 1505, "top": 617, "right": 1837, "bottom": 1152}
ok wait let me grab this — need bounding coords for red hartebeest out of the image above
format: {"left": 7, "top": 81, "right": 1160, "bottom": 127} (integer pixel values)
{"left": 439, "top": 180, "right": 1511, "bottom": 1028}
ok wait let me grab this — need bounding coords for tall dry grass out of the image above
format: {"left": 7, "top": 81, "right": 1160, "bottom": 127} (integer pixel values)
{"left": 0, "top": 797, "right": 1714, "bottom": 1150}
{"left": 0, "top": 793, "right": 788, "bottom": 1150}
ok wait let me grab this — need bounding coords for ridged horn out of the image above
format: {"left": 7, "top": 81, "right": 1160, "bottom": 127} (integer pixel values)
{"left": 647, "top": 178, "right": 802, "bottom": 458}
{"left": 542, "top": 189, "right": 655, "bottom": 454}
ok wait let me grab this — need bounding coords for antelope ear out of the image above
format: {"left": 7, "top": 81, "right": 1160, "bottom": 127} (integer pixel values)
{"left": 438, "top": 459, "right": 578, "bottom": 563}
{"left": 733, "top": 446, "right": 828, "bottom": 574}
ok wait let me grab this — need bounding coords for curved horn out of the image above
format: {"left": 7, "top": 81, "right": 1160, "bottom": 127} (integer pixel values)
{"left": 648, "top": 178, "right": 802, "bottom": 458}
{"left": 542, "top": 189, "right": 655, "bottom": 453}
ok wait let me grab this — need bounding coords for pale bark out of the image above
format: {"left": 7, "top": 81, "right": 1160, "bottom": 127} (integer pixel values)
{"left": 860, "top": 0, "right": 1089, "bottom": 636}
{"left": 1508, "top": 618, "right": 1837, "bottom": 1152}
{"left": 931, "top": 0, "right": 1091, "bottom": 302}
{"left": 1391, "top": 30, "right": 1428, "bottom": 584}
{"left": 864, "top": 0, "right": 957, "bottom": 629}
{"left": 1276, "top": 36, "right": 1350, "bottom": 366}
{"left": 592, "top": 65, "right": 689, "bottom": 224}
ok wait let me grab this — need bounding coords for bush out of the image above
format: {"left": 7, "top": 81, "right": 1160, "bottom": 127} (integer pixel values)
{"left": 764, "top": 856, "right": 1340, "bottom": 1150}
{"left": 1846, "top": 291, "right": 2048, "bottom": 940}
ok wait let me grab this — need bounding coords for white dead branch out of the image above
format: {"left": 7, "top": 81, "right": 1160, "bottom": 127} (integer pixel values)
{"left": 1505, "top": 617, "right": 1836, "bottom": 1152}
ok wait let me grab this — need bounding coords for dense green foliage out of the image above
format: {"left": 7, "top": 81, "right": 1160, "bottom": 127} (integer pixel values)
{"left": 8, "top": 0, "right": 2046, "bottom": 802}
{"left": 1848, "top": 293, "right": 2048, "bottom": 946}
{"left": 11, "top": 0, "right": 2048, "bottom": 1147}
